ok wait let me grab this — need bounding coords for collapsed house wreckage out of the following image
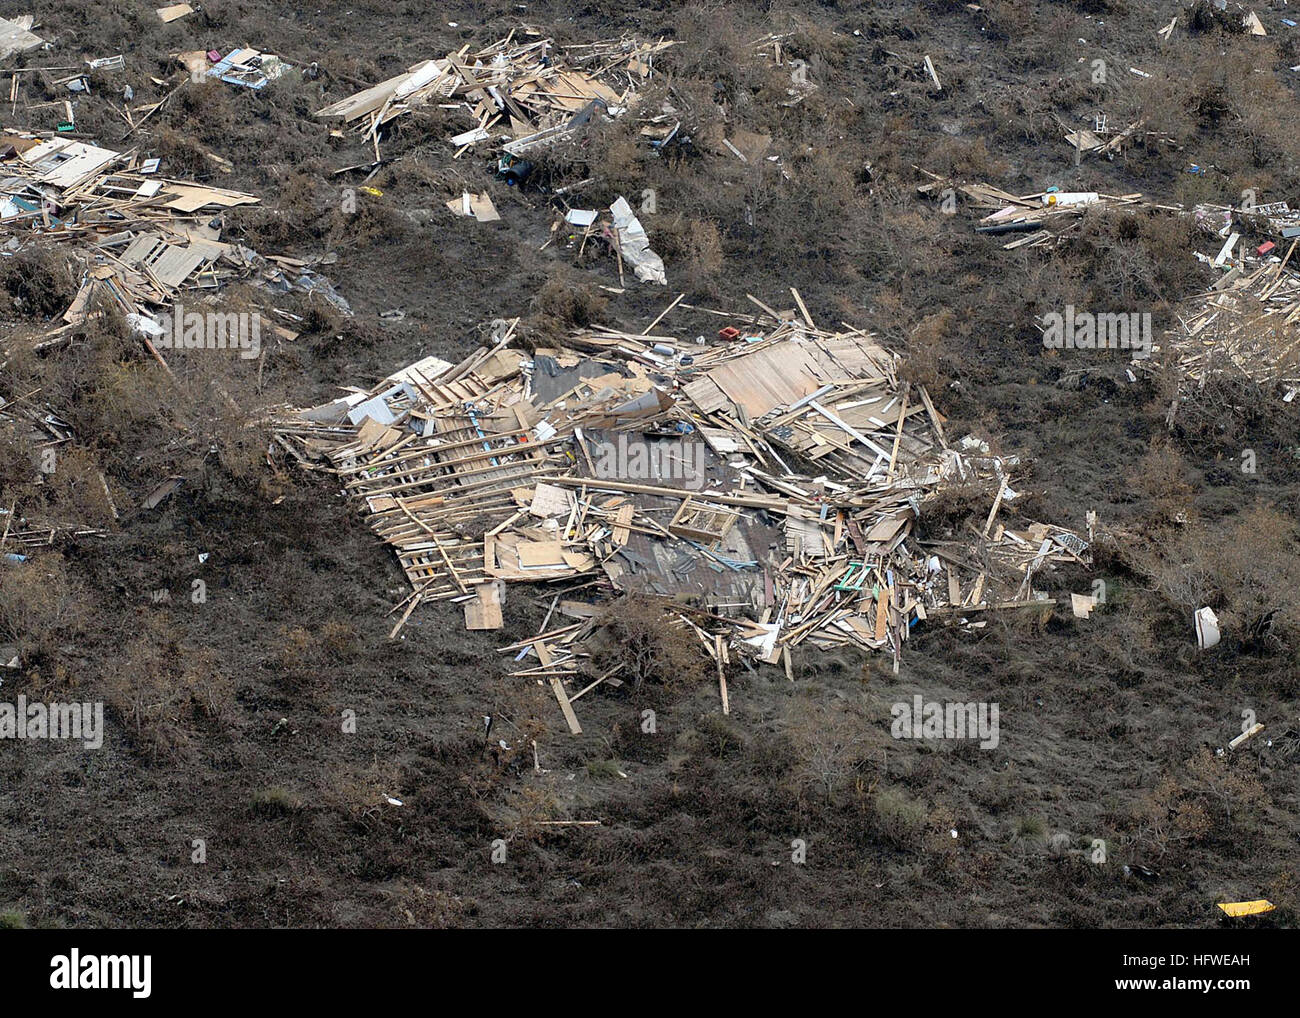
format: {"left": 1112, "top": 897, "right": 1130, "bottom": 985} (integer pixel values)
{"left": 1169, "top": 256, "right": 1300, "bottom": 397}
{"left": 1167, "top": 202, "right": 1300, "bottom": 400}
{"left": 0, "top": 15, "right": 42, "bottom": 63}
{"left": 0, "top": 131, "right": 348, "bottom": 356}
{"left": 317, "top": 30, "right": 686, "bottom": 284}
{"left": 274, "top": 294, "right": 1092, "bottom": 731}
{"left": 0, "top": 130, "right": 269, "bottom": 554}
{"left": 0, "top": 124, "right": 349, "bottom": 563}
{"left": 920, "top": 171, "right": 1300, "bottom": 401}
{"left": 314, "top": 31, "right": 674, "bottom": 162}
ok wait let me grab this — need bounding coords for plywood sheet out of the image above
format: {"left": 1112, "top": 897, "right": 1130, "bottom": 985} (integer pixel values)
{"left": 703, "top": 341, "right": 825, "bottom": 417}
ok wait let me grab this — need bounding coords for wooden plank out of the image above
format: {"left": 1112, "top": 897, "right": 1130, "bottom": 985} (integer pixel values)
{"left": 981, "top": 481, "right": 1007, "bottom": 539}
{"left": 642, "top": 292, "right": 685, "bottom": 335}
{"left": 611, "top": 503, "right": 633, "bottom": 546}
{"left": 790, "top": 287, "right": 814, "bottom": 328}
{"left": 536, "top": 640, "right": 582, "bottom": 734}
{"left": 885, "top": 388, "right": 910, "bottom": 481}
{"left": 464, "top": 582, "right": 503, "bottom": 629}
{"left": 714, "top": 634, "right": 729, "bottom": 714}
{"left": 917, "top": 385, "right": 949, "bottom": 449}
{"left": 745, "top": 292, "right": 784, "bottom": 322}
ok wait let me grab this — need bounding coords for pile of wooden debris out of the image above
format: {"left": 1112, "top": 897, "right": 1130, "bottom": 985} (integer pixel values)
{"left": 923, "top": 170, "right": 1300, "bottom": 400}
{"left": 1167, "top": 211, "right": 1300, "bottom": 400}
{"left": 0, "top": 131, "right": 347, "bottom": 357}
{"left": 1168, "top": 253, "right": 1300, "bottom": 397}
{"left": 315, "top": 31, "right": 674, "bottom": 161}
{"left": 917, "top": 170, "right": 1181, "bottom": 251}
{"left": 275, "top": 292, "right": 1092, "bottom": 728}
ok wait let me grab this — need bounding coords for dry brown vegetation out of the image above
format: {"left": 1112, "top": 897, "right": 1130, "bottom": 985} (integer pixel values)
{"left": 0, "top": 556, "right": 89, "bottom": 667}
{"left": 101, "top": 623, "right": 236, "bottom": 764}
{"left": 1138, "top": 506, "right": 1300, "bottom": 653}
{"left": 590, "top": 595, "right": 709, "bottom": 691}
{"left": 527, "top": 272, "right": 610, "bottom": 338}
{"left": 1127, "top": 747, "right": 1270, "bottom": 858}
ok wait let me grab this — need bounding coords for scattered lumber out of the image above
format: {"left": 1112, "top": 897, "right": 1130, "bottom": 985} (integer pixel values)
{"left": 315, "top": 33, "right": 674, "bottom": 160}
{"left": 275, "top": 300, "right": 1091, "bottom": 729}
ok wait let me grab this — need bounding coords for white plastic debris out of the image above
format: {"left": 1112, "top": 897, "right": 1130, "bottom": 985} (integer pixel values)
{"left": 564, "top": 208, "right": 598, "bottom": 227}
{"left": 125, "top": 313, "right": 165, "bottom": 339}
{"left": 609, "top": 195, "right": 667, "bottom": 285}
{"left": 1195, "top": 606, "right": 1220, "bottom": 650}
{"left": 450, "top": 125, "right": 490, "bottom": 147}
{"left": 1071, "top": 593, "right": 1098, "bottom": 619}
{"left": 395, "top": 60, "right": 441, "bottom": 99}
{"left": 1041, "top": 191, "right": 1099, "bottom": 207}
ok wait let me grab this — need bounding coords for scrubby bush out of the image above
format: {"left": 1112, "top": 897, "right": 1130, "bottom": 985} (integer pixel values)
{"left": 101, "top": 622, "right": 235, "bottom": 763}
{"left": 1141, "top": 506, "right": 1300, "bottom": 651}
{"left": 1125, "top": 442, "right": 1194, "bottom": 522}
{"left": 872, "top": 786, "right": 928, "bottom": 850}
{"left": 589, "top": 595, "right": 708, "bottom": 692}
{"left": 1128, "top": 748, "right": 1269, "bottom": 857}
{"left": 527, "top": 272, "right": 610, "bottom": 341}
{"left": 651, "top": 215, "right": 724, "bottom": 294}
{"left": 0, "top": 248, "right": 75, "bottom": 319}
{"left": 0, "top": 556, "right": 89, "bottom": 664}
{"left": 251, "top": 786, "right": 300, "bottom": 818}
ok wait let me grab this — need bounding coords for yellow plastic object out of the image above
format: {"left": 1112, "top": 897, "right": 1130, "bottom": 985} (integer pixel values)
{"left": 1217, "top": 899, "right": 1275, "bottom": 918}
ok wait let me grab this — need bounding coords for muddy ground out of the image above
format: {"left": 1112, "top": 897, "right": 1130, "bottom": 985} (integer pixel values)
{"left": 0, "top": 0, "right": 1297, "bottom": 928}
